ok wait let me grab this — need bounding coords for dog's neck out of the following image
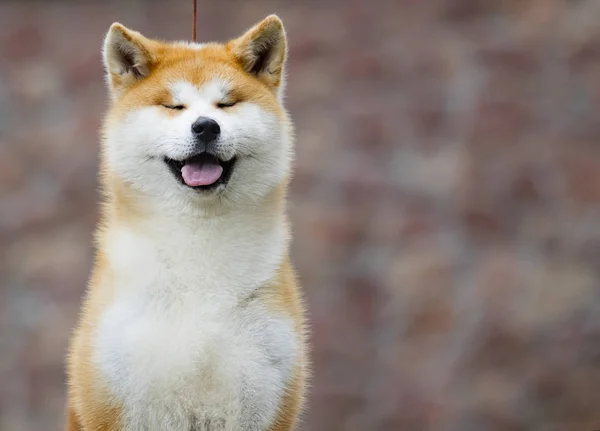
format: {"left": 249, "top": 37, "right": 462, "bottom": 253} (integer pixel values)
{"left": 97, "top": 178, "right": 289, "bottom": 297}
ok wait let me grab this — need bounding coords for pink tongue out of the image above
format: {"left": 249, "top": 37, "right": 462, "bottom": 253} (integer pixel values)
{"left": 181, "top": 161, "right": 223, "bottom": 187}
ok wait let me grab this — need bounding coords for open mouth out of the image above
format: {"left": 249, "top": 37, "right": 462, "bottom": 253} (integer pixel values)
{"left": 164, "top": 153, "right": 237, "bottom": 191}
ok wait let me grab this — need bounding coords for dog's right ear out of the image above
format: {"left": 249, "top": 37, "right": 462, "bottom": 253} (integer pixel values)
{"left": 102, "top": 23, "right": 155, "bottom": 98}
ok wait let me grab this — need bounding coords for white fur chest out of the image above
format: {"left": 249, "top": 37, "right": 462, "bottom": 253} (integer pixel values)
{"left": 93, "top": 217, "right": 297, "bottom": 430}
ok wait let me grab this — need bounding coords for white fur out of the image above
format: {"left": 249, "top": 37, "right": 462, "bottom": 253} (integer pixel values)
{"left": 104, "top": 77, "right": 292, "bottom": 214}
{"left": 173, "top": 41, "right": 208, "bottom": 50}
{"left": 95, "top": 211, "right": 296, "bottom": 430}
{"left": 94, "top": 67, "right": 297, "bottom": 428}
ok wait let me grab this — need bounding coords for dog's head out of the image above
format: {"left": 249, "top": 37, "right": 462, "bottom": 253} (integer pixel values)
{"left": 101, "top": 16, "right": 292, "bottom": 213}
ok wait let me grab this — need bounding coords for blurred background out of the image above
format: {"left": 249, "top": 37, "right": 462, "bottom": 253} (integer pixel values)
{"left": 2, "top": 0, "right": 600, "bottom": 430}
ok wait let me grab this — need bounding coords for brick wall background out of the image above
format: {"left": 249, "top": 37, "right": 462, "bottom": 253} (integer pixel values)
{"left": 2, "top": 1, "right": 600, "bottom": 430}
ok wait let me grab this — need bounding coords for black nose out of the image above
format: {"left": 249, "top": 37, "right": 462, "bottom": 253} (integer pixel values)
{"left": 191, "top": 117, "right": 220, "bottom": 143}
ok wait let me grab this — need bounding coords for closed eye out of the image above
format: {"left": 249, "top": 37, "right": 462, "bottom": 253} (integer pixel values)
{"left": 217, "top": 101, "right": 238, "bottom": 109}
{"left": 161, "top": 104, "right": 185, "bottom": 110}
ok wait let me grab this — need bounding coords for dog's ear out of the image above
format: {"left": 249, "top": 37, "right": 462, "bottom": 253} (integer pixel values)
{"left": 102, "top": 23, "right": 155, "bottom": 98}
{"left": 228, "top": 15, "right": 287, "bottom": 93}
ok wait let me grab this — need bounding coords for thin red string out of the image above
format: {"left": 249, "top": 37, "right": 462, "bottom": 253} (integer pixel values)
{"left": 192, "top": 0, "right": 197, "bottom": 41}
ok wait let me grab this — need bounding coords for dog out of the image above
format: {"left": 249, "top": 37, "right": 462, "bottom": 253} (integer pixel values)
{"left": 66, "top": 15, "right": 308, "bottom": 431}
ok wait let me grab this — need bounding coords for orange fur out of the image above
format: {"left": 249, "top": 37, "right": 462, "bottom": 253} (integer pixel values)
{"left": 262, "top": 260, "right": 309, "bottom": 431}
{"left": 67, "top": 250, "right": 124, "bottom": 431}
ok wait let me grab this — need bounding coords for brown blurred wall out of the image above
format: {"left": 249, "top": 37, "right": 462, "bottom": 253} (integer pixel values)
{"left": 2, "top": 1, "right": 600, "bottom": 430}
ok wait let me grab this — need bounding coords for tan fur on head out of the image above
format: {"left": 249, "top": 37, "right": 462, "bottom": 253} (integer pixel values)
{"left": 103, "top": 16, "right": 288, "bottom": 101}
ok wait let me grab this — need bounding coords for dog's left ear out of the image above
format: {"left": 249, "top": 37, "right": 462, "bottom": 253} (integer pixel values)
{"left": 228, "top": 15, "right": 287, "bottom": 92}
